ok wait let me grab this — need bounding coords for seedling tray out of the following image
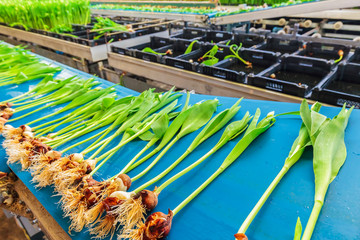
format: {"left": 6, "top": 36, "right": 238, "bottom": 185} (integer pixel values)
{"left": 312, "top": 63, "right": 360, "bottom": 108}
{"left": 158, "top": 39, "right": 202, "bottom": 60}
{"left": 201, "top": 48, "right": 280, "bottom": 82}
{"left": 170, "top": 27, "right": 207, "bottom": 40}
{"left": 248, "top": 55, "right": 333, "bottom": 97}
{"left": 257, "top": 37, "right": 302, "bottom": 55}
{"left": 114, "top": 36, "right": 175, "bottom": 62}
{"left": 165, "top": 43, "right": 232, "bottom": 72}
{"left": 219, "top": 32, "right": 265, "bottom": 48}
{"left": 299, "top": 42, "right": 350, "bottom": 61}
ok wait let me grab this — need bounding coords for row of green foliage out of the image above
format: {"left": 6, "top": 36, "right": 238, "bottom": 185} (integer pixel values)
{"left": 91, "top": 0, "right": 318, "bottom": 16}
{"left": 0, "top": 0, "right": 90, "bottom": 32}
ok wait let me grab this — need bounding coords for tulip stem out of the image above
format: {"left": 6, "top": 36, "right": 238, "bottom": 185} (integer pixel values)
{"left": 238, "top": 166, "right": 289, "bottom": 234}
{"left": 172, "top": 158, "right": 223, "bottom": 216}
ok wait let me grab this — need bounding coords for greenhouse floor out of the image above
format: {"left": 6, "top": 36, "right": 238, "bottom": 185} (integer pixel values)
{"left": 0, "top": 211, "right": 27, "bottom": 240}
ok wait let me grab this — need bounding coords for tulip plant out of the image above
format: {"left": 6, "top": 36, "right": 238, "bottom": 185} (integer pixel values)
{"left": 121, "top": 109, "right": 275, "bottom": 240}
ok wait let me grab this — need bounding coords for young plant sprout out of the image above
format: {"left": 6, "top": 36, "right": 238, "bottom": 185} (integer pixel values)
{"left": 121, "top": 109, "right": 275, "bottom": 240}
{"left": 198, "top": 45, "right": 220, "bottom": 66}
{"left": 236, "top": 100, "right": 322, "bottom": 239}
{"left": 142, "top": 48, "right": 173, "bottom": 56}
{"left": 225, "top": 44, "right": 252, "bottom": 68}
{"left": 293, "top": 102, "right": 353, "bottom": 240}
{"left": 92, "top": 17, "right": 131, "bottom": 40}
{"left": 334, "top": 50, "right": 344, "bottom": 63}
{"left": 184, "top": 40, "right": 199, "bottom": 55}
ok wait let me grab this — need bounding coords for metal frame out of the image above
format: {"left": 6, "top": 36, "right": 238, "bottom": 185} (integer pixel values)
{"left": 0, "top": 25, "right": 169, "bottom": 62}
{"left": 211, "top": 0, "right": 360, "bottom": 25}
{"left": 107, "top": 53, "right": 316, "bottom": 103}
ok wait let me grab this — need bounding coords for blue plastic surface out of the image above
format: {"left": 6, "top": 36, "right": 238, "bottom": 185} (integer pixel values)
{"left": 1, "top": 45, "right": 360, "bottom": 240}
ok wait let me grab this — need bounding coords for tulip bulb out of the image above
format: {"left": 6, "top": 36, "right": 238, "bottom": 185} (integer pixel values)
{"left": 143, "top": 209, "right": 173, "bottom": 240}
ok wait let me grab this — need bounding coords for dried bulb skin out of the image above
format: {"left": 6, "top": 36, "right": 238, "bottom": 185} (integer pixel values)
{"left": 69, "top": 153, "right": 84, "bottom": 162}
{"left": 0, "top": 171, "right": 7, "bottom": 179}
{"left": 143, "top": 209, "right": 173, "bottom": 240}
{"left": 234, "top": 233, "right": 248, "bottom": 240}
{"left": 45, "top": 150, "right": 62, "bottom": 160}
{"left": 116, "top": 174, "right": 132, "bottom": 190}
{"left": 135, "top": 190, "right": 158, "bottom": 210}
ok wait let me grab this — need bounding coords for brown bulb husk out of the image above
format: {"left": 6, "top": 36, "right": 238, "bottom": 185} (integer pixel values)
{"left": 86, "top": 191, "right": 133, "bottom": 226}
{"left": 234, "top": 233, "right": 248, "bottom": 240}
{"left": 120, "top": 209, "right": 173, "bottom": 240}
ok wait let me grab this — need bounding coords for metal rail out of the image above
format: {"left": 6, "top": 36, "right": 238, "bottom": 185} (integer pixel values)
{"left": 289, "top": 9, "right": 360, "bottom": 20}
{"left": 108, "top": 53, "right": 314, "bottom": 103}
{"left": 211, "top": 0, "right": 360, "bottom": 25}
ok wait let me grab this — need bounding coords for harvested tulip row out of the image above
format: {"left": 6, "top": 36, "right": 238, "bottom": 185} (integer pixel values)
{"left": 0, "top": 42, "right": 354, "bottom": 240}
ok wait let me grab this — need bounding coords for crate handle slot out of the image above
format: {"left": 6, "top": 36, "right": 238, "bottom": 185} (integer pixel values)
{"left": 214, "top": 70, "right": 227, "bottom": 79}
{"left": 299, "top": 61, "right": 313, "bottom": 68}
{"left": 279, "top": 40, "right": 290, "bottom": 46}
{"left": 252, "top": 54, "right": 264, "bottom": 60}
{"left": 174, "top": 63, "right": 185, "bottom": 69}
{"left": 216, "top": 33, "right": 224, "bottom": 38}
{"left": 321, "top": 45, "right": 335, "bottom": 51}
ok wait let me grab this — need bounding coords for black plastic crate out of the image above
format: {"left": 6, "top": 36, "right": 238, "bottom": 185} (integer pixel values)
{"left": 135, "top": 38, "right": 201, "bottom": 63}
{"left": 219, "top": 33, "right": 265, "bottom": 48}
{"left": 159, "top": 39, "right": 201, "bottom": 60}
{"left": 201, "top": 48, "right": 280, "bottom": 82}
{"left": 116, "top": 37, "right": 175, "bottom": 62}
{"left": 312, "top": 63, "right": 360, "bottom": 108}
{"left": 165, "top": 43, "right": 232, "bottom": 72}
{"left": 348, "top": 48, "right": 360, "bottom": 65}
{"left": 201, "top": 30, "right": 233, "bottom": 44}
{"left": 170, "top": 28, "right": 207, "bottom": 40}
{"left": 248, "top": 55, "right": 333, "bottom": 97}
{"left": 71, "top": 24, "right": 92, "bottom": 32}
{"left": 76, "top": 31, "right": 136, "bottom": 47}
{"left": 299, "top": 42, "right": 350, "bottom": 61}
{"left": 257, "top": 37, "right": 302, "bottom": 55}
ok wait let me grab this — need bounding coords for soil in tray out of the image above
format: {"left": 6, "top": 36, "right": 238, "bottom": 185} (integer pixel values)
{"left": 326, "top": 81, "right": 360, "bottom": 96}
{"left": 166, "top": 49, "right": 184, "bottom": 57}
{"left": 272, "top": 70, "right": 323, "bottom": 89}
{"left": 350, "top": 58, "right": 360, "bottom": 64}
{"left": 228, "top": 63, "right": 269, "bottom": 75}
